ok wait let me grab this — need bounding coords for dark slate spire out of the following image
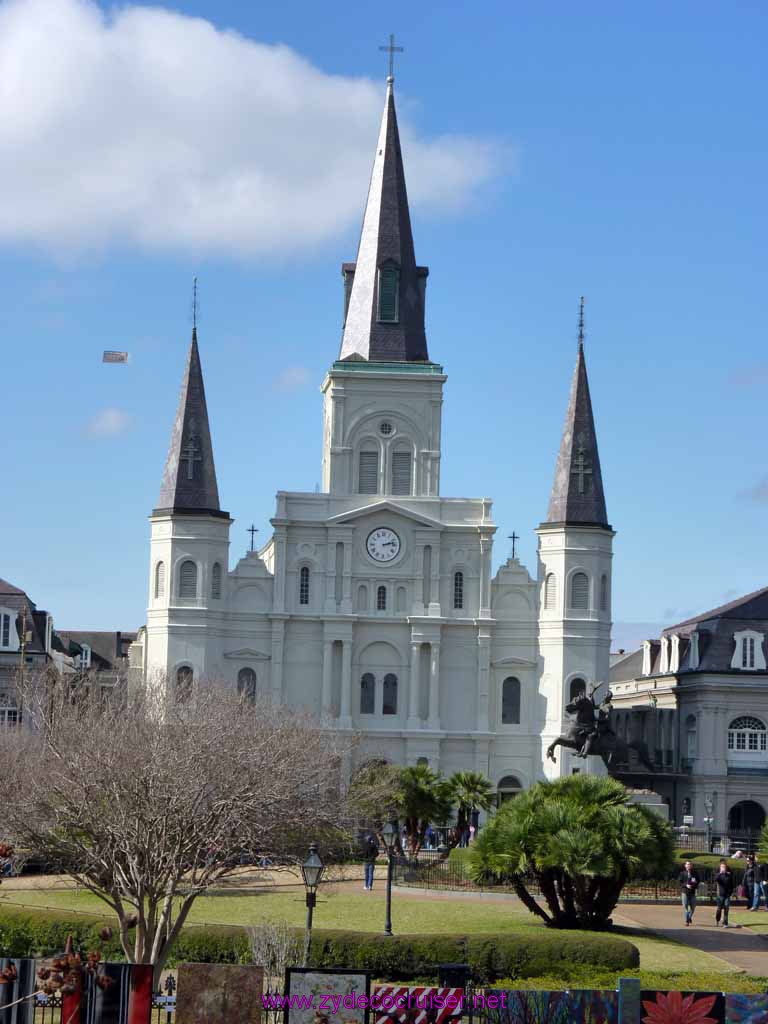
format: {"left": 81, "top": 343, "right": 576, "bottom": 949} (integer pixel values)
{"left": 545, "top": 300, "right": 609, "bottom": 528}
{"left": 154, "top": 329, "right": 225, "bottom": 517}
{"left": 339, "top": 77, "right": 429, "bottom": 362}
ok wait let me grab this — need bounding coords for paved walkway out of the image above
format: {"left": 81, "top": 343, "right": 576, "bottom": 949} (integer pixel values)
{"left": 613, "top": 902, "right": 768, "bottom": 975}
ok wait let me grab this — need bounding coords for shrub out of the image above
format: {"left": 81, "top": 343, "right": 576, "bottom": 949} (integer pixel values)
{"left": 495, "top": 970, "right": 768, "bottom": 994}
{"left": 0, "top": 907, "right": 638, "bottom": 983}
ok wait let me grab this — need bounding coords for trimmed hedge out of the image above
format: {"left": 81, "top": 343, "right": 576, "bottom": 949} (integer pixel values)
{"left": 0, "top": 907, "right": 638, "bottom": 983}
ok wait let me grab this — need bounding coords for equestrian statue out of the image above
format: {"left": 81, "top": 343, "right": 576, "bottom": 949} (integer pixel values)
{"left": 546, "top": 685, "right": 655, "bottom": 772}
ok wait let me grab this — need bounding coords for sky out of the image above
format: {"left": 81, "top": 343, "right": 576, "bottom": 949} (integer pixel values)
{"left": 1, "top": 0, "right": 766, "bottom": 650}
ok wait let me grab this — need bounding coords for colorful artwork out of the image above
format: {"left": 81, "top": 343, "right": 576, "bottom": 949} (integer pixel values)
{"left": 641, "top": 991, "right": 725, "bottom": 1024}
{"left": 726, "top": 994, "right": 768, "bottom": 1024}
{"left": 486, "top": 989, "right": 617, "bottom": 1024}
{"left": 176, "top": 963, "right": 264, "bottom": 1024}
{"left": 619, "top": 978, "right": 642, "bottom": 1024}
{"left": 284, "top": 969, "right": 371, "bottom": 1024}
{"left": 371, "top": 985, "right": 463, "bottom": 1024}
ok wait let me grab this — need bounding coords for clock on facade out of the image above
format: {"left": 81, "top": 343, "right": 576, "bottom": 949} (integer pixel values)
{"left": 366, "top": 527, "right": 401, "bottom": 562}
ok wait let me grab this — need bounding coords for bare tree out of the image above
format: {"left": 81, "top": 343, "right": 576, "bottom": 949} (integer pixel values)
{"left": 1, "top": 674, "right": 353, "bottom": 983}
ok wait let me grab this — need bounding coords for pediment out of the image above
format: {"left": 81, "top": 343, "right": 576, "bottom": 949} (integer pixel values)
{"left": 491, "top": 656, "right": 536, "bottom": 668}
{"left": 223, "top": 648, "right": 271, "bottom": 661}
{"left": 327, "top": 500, "right": 443, "bottom": 530}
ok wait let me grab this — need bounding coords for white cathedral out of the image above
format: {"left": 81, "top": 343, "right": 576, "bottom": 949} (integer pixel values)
{"left": 131, "top": 76, "right": 615, "bottom": 796}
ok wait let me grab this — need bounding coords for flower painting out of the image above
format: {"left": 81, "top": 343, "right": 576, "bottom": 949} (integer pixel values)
{"left": 641, "top": 991, "right": 724, "bottom": 1024}
{"left": 725, "top": 994, "right": 768, "bottom": 1024}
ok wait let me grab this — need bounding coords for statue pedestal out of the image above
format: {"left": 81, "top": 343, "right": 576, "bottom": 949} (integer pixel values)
{"left": 627, "top": 788, "right": 668, "bottom": 820}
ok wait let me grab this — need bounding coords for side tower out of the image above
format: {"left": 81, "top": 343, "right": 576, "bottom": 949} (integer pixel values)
{"left": 321, "top": 75, "right": 445, "bottom": 506}
{"left": 536, "top": 303, "right": 614, "bottom": 778}
{"left": 145, "top": 328, "right": 232, "bottom": 697}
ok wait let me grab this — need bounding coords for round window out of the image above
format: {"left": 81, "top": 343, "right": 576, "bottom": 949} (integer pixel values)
{"left": 380, "top": 421, "right": 394, "bottom": 436}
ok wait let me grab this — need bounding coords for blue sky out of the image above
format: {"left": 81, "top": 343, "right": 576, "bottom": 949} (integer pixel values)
{"left": 1, "top": 0, "right": 766, "bottom": 648}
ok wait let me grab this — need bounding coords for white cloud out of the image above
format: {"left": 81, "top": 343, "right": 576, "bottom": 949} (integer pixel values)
{"left": 0, "top": 0, "right": 509, "bottom": 258}
{"left": 84, "top": 406, "right": 133, "bottom": 437}
{"left": 273, "top": 366, "right": 310, "bottom": 393}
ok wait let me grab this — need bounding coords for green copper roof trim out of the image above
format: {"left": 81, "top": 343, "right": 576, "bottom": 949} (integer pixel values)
{"left": 331, "top": 360, "right": 444, "bottom": 375}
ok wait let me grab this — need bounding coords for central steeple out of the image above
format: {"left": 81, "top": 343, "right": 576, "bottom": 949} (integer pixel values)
{"left": 339, "top": 76, "right": 429, "bottom": 362}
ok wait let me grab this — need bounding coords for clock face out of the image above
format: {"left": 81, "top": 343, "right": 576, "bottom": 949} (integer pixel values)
{"left": 366, "top": 527, "right": 401, "bottom": 562}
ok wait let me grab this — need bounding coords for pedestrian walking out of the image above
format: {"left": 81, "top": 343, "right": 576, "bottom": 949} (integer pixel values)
{"left": 744, "top": 855, "right": 756, "bottom": 907}
{"left": 362, "top": 833, "right": 379, "bottom": 891}
{"left": 678, "top": 860, "right": 700, "bottom": 926}
{"left": 749, "top": 854, "right": 766, "bottom": 911}
{"left": 714, "top": 860, "right": 734, "bottom": 927}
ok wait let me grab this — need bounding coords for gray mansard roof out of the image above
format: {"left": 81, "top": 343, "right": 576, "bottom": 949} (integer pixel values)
{"left": 339, "top": 78, "right": 429, "bottom": 363}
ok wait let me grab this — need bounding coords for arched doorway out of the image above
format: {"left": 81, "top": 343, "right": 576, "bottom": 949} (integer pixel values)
{"left": 728, "top": 800, "right": 766, "bottom": 831}
{"left": 497, "top": 775, "right": 523, "bottom": 807}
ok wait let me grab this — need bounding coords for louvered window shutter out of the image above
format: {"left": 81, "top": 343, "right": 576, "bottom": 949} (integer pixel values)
{"left": 211, "top": 563, "right": 222, "bottom": 599}
{"left": 155, "top": 562, "right": 165, "bottom": 599}
{"left": 358, "top": 451, "right": 379, "bottom": 494}
{"left": 378, "top": 266, "right": 399, "bottom": 322}
{"left": 391, "top": 451, "right": 412, "bottom": 495}
{"left": 571, "top": 572, "right": 589, "bottom": 609}
{"left": 179, "top": 561, "right": 197, "bottom": 599}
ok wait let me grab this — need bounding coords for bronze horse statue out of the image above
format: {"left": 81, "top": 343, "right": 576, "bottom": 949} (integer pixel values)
{"left": 546, "top": 689, "right": 655, "bottom": 772}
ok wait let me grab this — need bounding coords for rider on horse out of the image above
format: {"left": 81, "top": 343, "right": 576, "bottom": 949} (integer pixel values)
{"left": 578, "top": 690, "right": 615, "bottom": 758}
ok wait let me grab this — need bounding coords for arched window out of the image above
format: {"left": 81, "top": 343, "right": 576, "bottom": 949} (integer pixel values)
{"left": 453, "top": 571, "right": 464, "bottom": 610}
{"left": 176, "top": 666, "right": 193, "bottom": 704}
{"left": 728, "top": 716, "right": 767, "bottom": 755}
{"left": 396, "top": 586, "right": 407, "bottom": 613}
{"left": 237, "top": 667, "right": 257, "bottom": 703}
{"left": 211, "top": 562, "right": 222, "bottom": 600}
{"left": 377, "top": 585, "right": 387, "bottom": 611}
{"left": 299, "top": 566, "right": 310, "bottom": 605}
{"left": 154, "top": 561, "right": 165, "bottom": 599}
{"left": 569, "top": 677, "right": 587, "bottom": 701}
{"left": 501, "top": 677, "right": 521, "bottom": 725}
{"left": 570, "top": 572, "right": 589, "bottom": 609}
{"left": 383, "top": 673, "right": 398, "bottom": 715}
{"left": 497, "top": 775, "right": 522, "bottom": 806}
{"left": 544, "top": 573, "right": 557, "bottom": 610}
{"left": 358, "top": 448, "right": 379, "bottom": 494}
{"left": 356, "top": 584, "right": 368, "bottom": 612}
{"left": 0, "top": 691, "right": 19, "bottom": 728}
{"left": 600, "top": 574, "right": 608, "bottom": 612}
{"left": 391, "top": 449, "right": 412, "bottom": 495}
{"left": 360, "top": 673, "right": 375, "bottom": 715}
{"left": 416, "top": 756, "right": 428, "bottom": 767}
{"left": 685, "top": 714, "right": 697, "bottom": 759}
{"left": 179, "top": 561, "right": 197, "bottom": 599}
{"left": 377, "top": 264, "right": 399, "bottom": 322}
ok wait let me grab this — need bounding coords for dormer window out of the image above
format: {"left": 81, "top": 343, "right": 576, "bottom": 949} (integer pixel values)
{"left": 743, "top": 637, "right": 755, "bottom": 669}
{"left": 730, "top": 630, "right": 767, "bottom": 671}
{"left": 377, "top": 265, "right": 399, "bottom": 322}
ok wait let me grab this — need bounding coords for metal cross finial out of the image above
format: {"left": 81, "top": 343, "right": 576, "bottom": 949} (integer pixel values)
{"left": 379, "top": 33, "right": 404, "bottom": 80}
{"left": 181, "top": 437, "right": 202, "bottom": 480}
{"left": 578, "top": 295, "right": 585, "bottom": 349}
{"left": 248, "top": 524, "right": 258, "bottom": 552}
{"left": 508, "top": 532, "right": 520, "bottom": 559}
{"left": 192, "top": 277, "right": 199, "bottom": 331}
{"left": 571, "top": 444, "right": 593, "bottom": 495}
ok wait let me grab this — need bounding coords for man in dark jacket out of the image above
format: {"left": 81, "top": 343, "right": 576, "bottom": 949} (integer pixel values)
{"left": 362, "top": 834, "right": 379, "bottom": 891}
{"left": 749, "top": 855, "right": 766, "bottom": 911}
{"left": 679, "top": 860, "right": 700, "bottom": 926}
{"left": 714, "top": 860, "right": 734, "bottom": 927}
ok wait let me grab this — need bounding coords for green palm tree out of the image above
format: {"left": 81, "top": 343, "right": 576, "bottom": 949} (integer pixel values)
{"left": 447, "top": 770, "right": 495, "bottom": 848}
{"left": 394, "top": 765, "right": 453, "bottom": 856}
{"left": 469, "top": 773, "right": 674, "bottom": 929}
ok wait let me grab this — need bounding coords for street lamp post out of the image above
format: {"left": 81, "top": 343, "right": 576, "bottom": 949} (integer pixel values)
{"left": 300, "top": 842, "right": 325, "bottom": 966}
{"left": 380, "top": 820, "right": 398, "bottom": 937}
{"left": 704, "top": 794, "right": 714, "bottom": 853}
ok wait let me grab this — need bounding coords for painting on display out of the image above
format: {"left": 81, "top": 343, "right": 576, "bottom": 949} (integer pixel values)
{"left": 485, "top": 989, "right": 617, "bottom": 1024}
{"left": 371, "top": 985, "right": 463, "bottom": 1024}
{"left": 284, "top": 968, "right": 371, "bottom": 1024}
{"left": 725, "top": 995, "right": 768, "bottom": 1024}
{"left": 640, "top": 991, "right": 725, "bottom": 1024}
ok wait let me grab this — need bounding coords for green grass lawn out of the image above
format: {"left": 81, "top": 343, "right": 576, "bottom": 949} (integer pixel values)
{"left": 0, "top": 882, "right": 742, "bottom": 978}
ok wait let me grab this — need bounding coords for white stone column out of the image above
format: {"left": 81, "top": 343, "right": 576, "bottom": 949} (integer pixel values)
{"left": 321, "top": 639, "right": 334, "bottom": 717}
{"left": 479, "top": 535, "right": 492, "bottom": 617}
{"left": 428, "top": 642, "right": 441, "bottom": 729}
{"left": 429, "top": 540, "right": 441, "bottom": 616}
{"left": 341, "top": 541, "right": 353, "bottom": 614}
{"left": 408, "top": 641, "right": 421, "bottom": 728}
{"left": 477, "top": 630, "right": 491, "bottom": 731}
{"left": 270, "top": 618, "right": 285, "bottom": 704}
{"left": 339, "top": 639, "right": 353, "bottom": 727}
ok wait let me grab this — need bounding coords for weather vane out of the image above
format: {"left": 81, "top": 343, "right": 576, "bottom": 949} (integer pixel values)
{"left": 379, "top": 33, "right": 404, "bottom": 80}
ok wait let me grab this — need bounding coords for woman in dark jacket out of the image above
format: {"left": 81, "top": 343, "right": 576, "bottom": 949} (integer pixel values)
{"left": 744, "top": 856, "right": 756, "bottom": 908}
{"left": 679, "top": 860, "right": 700, "bottom": 926}
{"left": 714, "top": 860, "right": 734, "bottom": 927}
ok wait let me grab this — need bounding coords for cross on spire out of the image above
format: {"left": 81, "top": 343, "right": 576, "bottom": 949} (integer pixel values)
{"left": 578, "top": 295, "right": 585, "bottom": 349}
{"left": 192, "top": 277, "right": 199, "bottom": 331}
{"left": 508, "top": 532, "right": 520, "bottom": 559}
{"left": 571, "top": 442, "right": 593, "bottom": 495}
{"left": 379, "top": 33, "right": 404, "bottom": 80}
{"left": 181, "top": 437, "right": 202, "bottom": 480}
{"left": 248, "top": 524, "right": 259, "bottom": 552}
